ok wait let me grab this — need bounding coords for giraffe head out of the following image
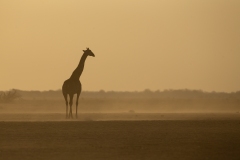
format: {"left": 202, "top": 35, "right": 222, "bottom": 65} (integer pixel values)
{"left": 83, "top": 48, "right": 95, "bottom": 57}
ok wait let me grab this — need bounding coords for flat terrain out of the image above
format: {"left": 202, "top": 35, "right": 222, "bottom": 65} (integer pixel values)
{"left": 1, "top": 113, "right": 240, "bottom": 121}
{"left": 1, "top": 113, "right": 240, "bottom": 160}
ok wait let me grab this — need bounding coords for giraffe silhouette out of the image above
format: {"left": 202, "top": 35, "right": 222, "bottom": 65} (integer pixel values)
{"left": 62, "top": 48, "right": 95, "bottom": 119}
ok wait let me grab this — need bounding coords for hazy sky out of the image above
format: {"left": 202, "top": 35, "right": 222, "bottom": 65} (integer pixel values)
{"left": 1, "top": 0, "right": 240, "bottom": 92}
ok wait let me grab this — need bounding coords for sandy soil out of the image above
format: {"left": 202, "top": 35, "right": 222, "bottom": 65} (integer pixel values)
{"left": 0, "top": 113, "right": 240, "bottom": 160}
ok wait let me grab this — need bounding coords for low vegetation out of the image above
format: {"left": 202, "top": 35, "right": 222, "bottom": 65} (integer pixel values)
{"left": 0, "top": 89, "right": 21, "bottom": 103}
{"left": 0, "top": 89, "right": 239, "bottom": 113}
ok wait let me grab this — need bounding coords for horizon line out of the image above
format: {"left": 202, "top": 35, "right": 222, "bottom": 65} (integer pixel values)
{"left": 1, "top": 88, "right": 240, "bottom": 94}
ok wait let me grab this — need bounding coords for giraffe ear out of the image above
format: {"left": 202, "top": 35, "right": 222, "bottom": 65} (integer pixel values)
{"left": 83, "top": 50, "right": 86, "bottom": 52}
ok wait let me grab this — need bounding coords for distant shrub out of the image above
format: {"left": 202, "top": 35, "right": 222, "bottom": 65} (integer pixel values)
{"left": 0, "top": 89, "right": 21, "bottom": 103}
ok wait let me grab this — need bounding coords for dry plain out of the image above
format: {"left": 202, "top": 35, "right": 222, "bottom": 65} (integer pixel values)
{"left": 1, "top": 113, "right": 240, "bottom": 160}
{"left": 1, "top": 90, "right": 240, "bottom": 159}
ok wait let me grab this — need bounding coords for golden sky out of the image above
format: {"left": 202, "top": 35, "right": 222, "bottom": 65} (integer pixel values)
{"left": 0, "top": 0, "right": 240, "bottom": 92}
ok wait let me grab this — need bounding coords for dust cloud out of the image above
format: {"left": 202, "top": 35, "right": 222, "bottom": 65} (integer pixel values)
{"left": 0, "top": 89, "right": 239, "bottom": 121}
{"left": 1, "top": 90, "right": 240, "bottom": 160}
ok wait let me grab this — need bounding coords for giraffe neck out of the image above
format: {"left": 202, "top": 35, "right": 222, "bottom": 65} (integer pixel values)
{"left": 69, "top": 53, "right": 88, "bottom": 80}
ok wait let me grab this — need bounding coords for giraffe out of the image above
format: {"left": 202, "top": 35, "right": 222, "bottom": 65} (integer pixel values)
{"left": 62, "top": 48, "right": 95, "bottom": 118}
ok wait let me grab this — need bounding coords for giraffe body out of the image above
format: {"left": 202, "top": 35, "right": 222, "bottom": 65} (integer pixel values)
{"left": 62, "top": 79, "right": 81, "bottom": 95}
{"left": 62, "top": 48, "right": 95, "bottom": 119}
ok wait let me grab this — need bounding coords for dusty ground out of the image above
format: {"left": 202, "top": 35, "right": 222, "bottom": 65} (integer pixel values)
{"left": 0, "top": 113, "right": 240, "bottom": 160}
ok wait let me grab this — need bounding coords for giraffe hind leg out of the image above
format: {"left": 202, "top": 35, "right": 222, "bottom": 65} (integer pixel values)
{"left": 63, "top": 93, "right": 68, "bottom": 119}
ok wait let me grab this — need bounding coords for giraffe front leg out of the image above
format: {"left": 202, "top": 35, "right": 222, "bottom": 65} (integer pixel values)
{"left": 66, "top": 101, "right": 68, "bottom": 119}
{"left": 76, "top": 93, "right": 80, "bottom": 119}
{"left": 76, "top": 102, "right": 78, "bottom": 119}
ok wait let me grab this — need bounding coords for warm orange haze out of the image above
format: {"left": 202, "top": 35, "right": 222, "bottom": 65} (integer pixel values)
{"left": 1, "top": 1, "right": 240, "bottom": 160}
{"left": 1, "top": 0, "right": 240, "bottom": 92}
